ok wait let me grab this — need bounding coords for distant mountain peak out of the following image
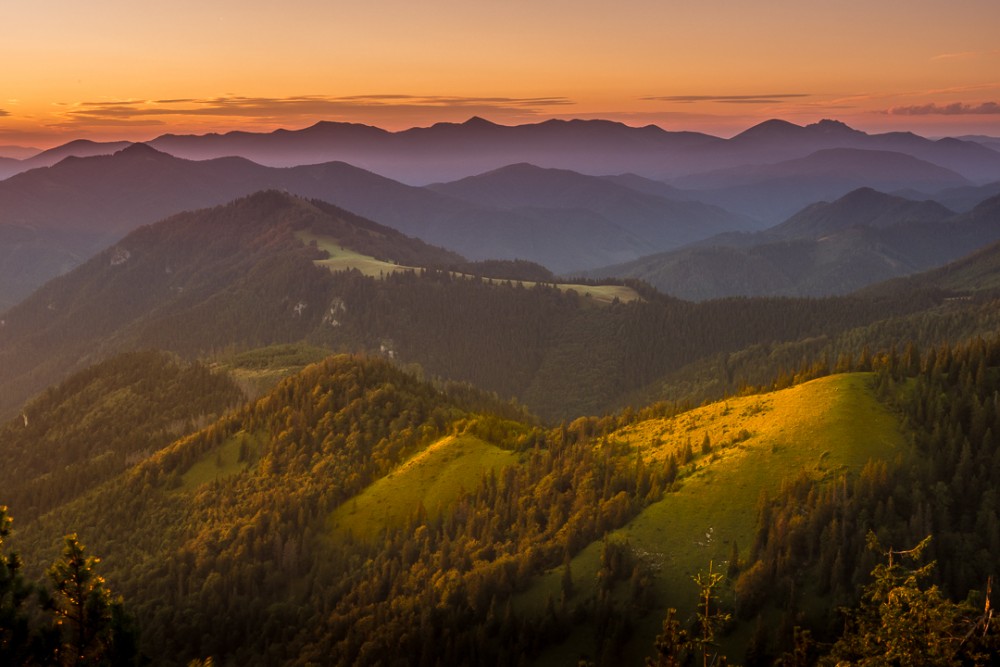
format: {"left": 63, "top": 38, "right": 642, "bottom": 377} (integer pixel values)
{"left": 302, "top": 120, "right": 385, "bottom": 134}
{"left": 731, "top": 118, "right": 803, "bottom": 141}
{"left": 839, "top": 185, "right": 889, "bottom": 201}
{"left": 115, "top": 142, "right": 171, "bottom": 158}
{"left": 489, "top": 162, "right": 547, "bottom": 174}
{"left": 462, "top": 116, "right": 499, "bottom": 127}
{"left": 809, "top": 119, "right": 862, "bottom": 135}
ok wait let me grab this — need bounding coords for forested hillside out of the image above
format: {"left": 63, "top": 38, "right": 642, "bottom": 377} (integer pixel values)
{"left": 0, "top": 350, "right": 243, "bottom": 523}
{"left": 2, "top": 190, "right": 979, "bottom": 424}
{"left": 7, "top": 355, "right": 667, "bottom": 664}
{"left": 6, "top": 336, "right": 1000, "bottom": 665}
{"left": 728, "top": 336, "right": 1000, "bottom": 663}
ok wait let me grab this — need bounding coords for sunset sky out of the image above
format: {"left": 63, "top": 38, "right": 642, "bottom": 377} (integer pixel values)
{"left": 3, "top": 0, "right": 1000, "bottom": 148}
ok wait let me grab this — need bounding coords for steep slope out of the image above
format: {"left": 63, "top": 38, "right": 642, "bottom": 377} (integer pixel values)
{"left": 769, "top": 187, "right": 953, "bottom": 239}
{"left": 932, "top": 180, "right": 1000, "bottom": 213}
{"left": 586, "top": 189, "right": 1000, "bottom": 300}
{"left": 0, "top": 139, "right": 132, "bottom": 180}
{"left": 9, "top": 331, "right": 999, "bottom": 665}
{"left": 11, "top": 354, "right": 658, "bottom": 665}
{"left": 0, "top": 224, "right": 92, "bottom": 312}
{"left": 861, "top": 206, "right": 1000, "bottom": 296}
{"left": 0, "top": 190, "right": 943, "bottom": 423}
{"left": 519, "top": 372, "right": 904, "bottom": 664}
{"left": 0, "top": 191, "right": 461, "bottom": 416}
{"left": 918, "top": 240, "right": 1000, "bottom": 292}
{"left": 0, "top": 350, "right": 242, "bottom": 522}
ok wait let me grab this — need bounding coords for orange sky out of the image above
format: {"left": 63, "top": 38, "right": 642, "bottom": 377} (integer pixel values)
{"left": 3, "top": 0, "right": 1000, "bottom": 147}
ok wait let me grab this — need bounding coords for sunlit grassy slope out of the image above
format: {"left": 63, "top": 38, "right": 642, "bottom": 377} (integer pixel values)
{"left": 180, "top": 430, "right": 264, "bottom": 490}
{"left": 330, "top": 434, "right": 520, "bottom": 541}
{"left": 298, "top": 230, "right": 640, "bottom": 305}
{"left": 518, "top": 372, "right": 904, "bottom": 664}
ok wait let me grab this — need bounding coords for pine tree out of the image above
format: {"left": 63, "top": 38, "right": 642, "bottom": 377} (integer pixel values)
{"left": 46, "top": 534, "right": 134, "bottom": 667}
{"left": 830, "top": 533, "right": 992, "bottom": 666}
{"left": 693, "top": 561, "right": 731, "bottom": 667}
{"left": 645, "top": 608, "right": 691, "bottom": 667}
{"left": 0, "top": 507, "right": 33, "bottom": 664}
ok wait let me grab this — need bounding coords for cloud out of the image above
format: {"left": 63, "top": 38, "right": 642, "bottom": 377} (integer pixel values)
{"left": 0, "top": 109, "right": 9, "bottom": 117}
{"left": 643, "top": 93, "right": 811, "bottom": 104}
{"left": 887, "top": 102, "right": 1000, "bottom": 116}
{"left": 54, "top": 94, "right": 575, "bottom": 128}
{"left": 931, "top": 49, "right": 1000, "bottom": 62}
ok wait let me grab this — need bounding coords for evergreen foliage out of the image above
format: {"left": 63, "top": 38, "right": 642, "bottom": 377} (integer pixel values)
{"left": 0, "top": 510, "right": 136, "bottom": 666}
{"left": 732, "top": 336, "right": 1000, "bottom": 661}
{"left": 0, "top": 350, "right": 243, "bottom": 522}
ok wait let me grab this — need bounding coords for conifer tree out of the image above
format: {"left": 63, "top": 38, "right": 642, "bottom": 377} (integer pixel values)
{"left": 831, "top": 533, "right": 992, "bottom": 666}
{"left": 0, "top": 506, "right": 33, "bottom": 664}
{"left": 46, "top": 534, "right": 135, "bottom": 667}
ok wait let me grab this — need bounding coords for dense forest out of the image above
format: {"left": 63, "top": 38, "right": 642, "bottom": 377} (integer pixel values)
{"left": 4, "top": 190, "right": 993, "bottom": 425}
{"left": 1, "top": 333, "right": 998, "bottom": 665}
{"left": 729, "top": 336, "right": 1000, "bottom": 664}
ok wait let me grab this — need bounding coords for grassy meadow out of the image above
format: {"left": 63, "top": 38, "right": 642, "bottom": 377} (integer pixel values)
{"left": 298, "top": 230, "right": 640, "bottom": 305}
{"left": 518, "top": 372, "right": 904, "bottom": 663}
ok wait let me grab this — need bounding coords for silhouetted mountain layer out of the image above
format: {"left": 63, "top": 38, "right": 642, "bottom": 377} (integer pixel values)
{"left": 428, "top": 163, "right": 749, "bottom": 260}
{"left": 0, "top": 148, "right": 753, "bottom": 310}
{"left": 585, "top": 189, "right": 1000, "bottom": 299}
{"left": 0, "top": 139, "right": 132, "bottom": 180}
{"left": 669, "top": 148, "right": 971, "bottom": 222}
{"left": 135, "top": 117, "right": 1000, "bottom": 185}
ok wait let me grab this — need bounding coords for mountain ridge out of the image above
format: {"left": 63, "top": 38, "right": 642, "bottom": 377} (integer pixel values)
{"left": 583, "top": 188, "right": 1000, "bottom": 299}
{"left": 7, "top": 116, "right": 997, "bottom": 186}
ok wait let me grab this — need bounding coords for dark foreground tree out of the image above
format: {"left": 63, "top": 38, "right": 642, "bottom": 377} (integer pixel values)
{"left": 46, "top": 534, "right": 138, "bottom": 667}
{"left": 829, "top": 533, "right": 995, "bottom": 666}
{"left": 1, "top": 506, "right": 33, "bottom": 663}
{"left": 0, "top": 511, "right": 138, "bottom": 667}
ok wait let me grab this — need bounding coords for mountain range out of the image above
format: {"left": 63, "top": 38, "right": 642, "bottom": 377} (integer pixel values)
{"left": 584, "top": 188, "right": 1000, "bottom": 299}
{"left": 5, "top": 125, "right": 1000, "bottom": 312}
{"left": 667, "top": 147, "right": 971, "bottom": 221}
{"left": 0, "top": 146, "right": 751, "bottom": 310}
{"left": 3, "top": 117, "right": 999, "bottom": 188}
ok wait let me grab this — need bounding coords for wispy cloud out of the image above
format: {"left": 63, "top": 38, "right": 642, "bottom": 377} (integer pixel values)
{"left": 0, "top": 109, "right": 9, "bottom": 117}
{"left": 887, "top": 102, "right": 1000, "bottom": 116}
{"left": 53, "top": 94, "right": 575, "bottom": 128}
{"left": 931, "top": 49, "right": 1000, "bottom": 62}
{"left": 643, "top": 93, "right": 811, "bottom": 104}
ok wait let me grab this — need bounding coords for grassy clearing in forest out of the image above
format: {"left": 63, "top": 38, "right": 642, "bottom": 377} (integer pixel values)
{"left": 180, "top": 431, "right": 263, "bottom": 490}
{"left": 330, "top": 434, "right": 519, "bottom": 541}
{"left": 518, "top": 372, "right": 904, "bottom": 664}
{"left": 298, "top": 230, "right": 640, "bottom": 305}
